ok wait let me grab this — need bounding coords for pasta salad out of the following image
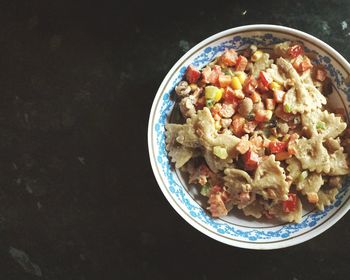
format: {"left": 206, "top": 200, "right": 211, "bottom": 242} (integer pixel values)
{"left": 165, "top": 42, "right": 350, "bottom": 223}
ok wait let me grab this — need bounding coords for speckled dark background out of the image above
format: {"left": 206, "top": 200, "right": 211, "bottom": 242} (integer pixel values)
{"left": 0, "top": 0, "right": 349, "bottom": 279}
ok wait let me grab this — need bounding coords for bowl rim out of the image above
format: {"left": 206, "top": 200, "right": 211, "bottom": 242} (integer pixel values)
{"left": 147, "top": 24, "right": 350, "bottom": 250}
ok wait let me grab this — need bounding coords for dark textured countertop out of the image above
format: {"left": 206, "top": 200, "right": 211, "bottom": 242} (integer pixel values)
{"left": 1, "top": 1, "right": 350, "bottom": 279}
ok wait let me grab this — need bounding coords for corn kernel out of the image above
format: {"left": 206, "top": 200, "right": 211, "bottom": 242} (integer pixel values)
{"left": 235, "top": 71, "right": 247, "bottom": 84}
{"left": 269, "top": 81, "right": 283, "bottom": 91}
{"left": 214, "top": 88, "right": 224, "bottom": 102}
{"left": 251, "top": 50, "right": 263, "bottom": 62}
{"left": 231, "top": 77, "right": 242, "bottom": 90}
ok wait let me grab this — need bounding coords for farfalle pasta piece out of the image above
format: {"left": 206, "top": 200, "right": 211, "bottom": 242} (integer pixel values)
{"left": 297, "top": 173, "right": 324, "bottom": 203}
{"left": 301, "top": 109, "right": 347, "bottom": 139}
{"left": 286, "top": 157, "right": 302, "bottom": 182}
{"left": 203, "top": 149, "right": 233, "bottom": 173}
{"left": 316, "top": 188, "right": 339, "bottom": 211}
{"left": 196, "top": 108, "right": 240, "bottom": 154}
{"left": 252, "top": 155, "right": 289, "bottom": 200}
{"left": 294, "top": 137, "right": 330, "bottom": 173}
{"left": 165, "top": 122, "right": 200, "bottom": 149}
{"left": 328, "top": 148, "right": 350, "bottom": 176}
{"left": 242, "top": 200, "right": 264, "bottom": 219}
{"left": 224, "top": 167, "right": 252, "bottom": 191}
{"left": 277, "top": 58, "right": 326, "bottom": 113}
{"left": 167, "top": 145, "right": 194, "bottom": 168}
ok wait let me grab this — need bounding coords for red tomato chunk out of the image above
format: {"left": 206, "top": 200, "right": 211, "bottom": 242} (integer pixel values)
{"left": 283, "top": 193, "right": 297, "bottom": 213}
{"left": 235, "top": 55, "right": 248, "bottom": 71}
{"left": 185, "top": 65, "right": 201, "bottom": 83}
{"left": 259, "top": 71, "right": 272, "bottom": 87}
{"left": 243, "top": 149, "right": 259, "bottom": 170}
{"left": 269, "top": 141, "right": 287, "bottom": 153}
{"left": 288, "top": 44, "right": 304, "bottom": 58}
{"left": 219, "top": 49, "right": 238, "bottom": 66}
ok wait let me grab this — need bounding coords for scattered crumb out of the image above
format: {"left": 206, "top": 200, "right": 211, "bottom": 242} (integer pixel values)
{"left": 15, "top": 178, "right": 21, "bottom": 185}
{"left": 37, "top": 202, "right": 42, "bottom": 209}
{"left": 321, "top": 21, "right": 331, "bottom": 35}
{"left": 49, "top": 35, "right": 62, "bottom": 51}
{"left": 24, "top": 113, "right": 29, "bottom": 124}
{"left": 25, "top": 184, "right": 33, "bottom": 194}
{"left": 179, "top": 40, "right": 190, "bottom": 52}
{"left": 341, "top": 21, "right": 348, "bottom": 30}
{"left": 77, "top": 156, "right": 85, "bottom": 165}
{"left": 9, "top": 247, "right": 42, "bottom": 277}
{"left": 242, "top": 10, "right": 247, "bottom": 16}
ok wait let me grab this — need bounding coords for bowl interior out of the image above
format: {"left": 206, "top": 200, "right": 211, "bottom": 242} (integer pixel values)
{"left": 149, "top": 25, "right": 350, "bottom": 249}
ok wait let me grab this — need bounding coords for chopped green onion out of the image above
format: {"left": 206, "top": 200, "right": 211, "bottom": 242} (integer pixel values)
{"left": 206, "top": 99, "right": 214, "bottom": 108}
{"left": 246, "top": 113, "right": 256, "bottom": 121}
{"left": 316, "top": 121, "right": 326, "bottom": 130}
{"left": 213, "top": 146, "right": 228, "bottom": 159}
{"left": 284, "top": 104, "right": 292, "bottom": 113}
{"left": 200, "top": 184, "right": 211, "bottom": 196}
{"left": 299, "top": 170, "right": 308, "bottom": 182}
{"left": 225, "top": 68, "right": 235, "bottom": 76}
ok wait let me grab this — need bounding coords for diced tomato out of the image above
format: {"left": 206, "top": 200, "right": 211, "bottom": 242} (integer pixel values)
{"left": 219, "top": 49, "right": 238, "bottom": 66}
{"left": 201, "top": 66, "right": 212, "bottom": 83}
{"left": 218, "top": 74, "right": 232, "bottom": 88}
{"left": 250, "top": 91, "right": 261, "bottom": 103}
{"left": 224, "top": 86, "right": 239, "bottom": 105}
{"left": 208, "top": 65, "right": 222, "bottom": 85}
{"left": 273, "top": 90, "right": 286, "bottom": 103}
{"left": 288, "top": 44, "right": 304, "bottom": 58}
{"left": 315, "top": 68, "right": 327, "bottom": 81}
{"left": 243, "top": 76, "right": 258, "bottom": 95}
{"left": 255, "top": 109, "right": 272, "bottom": 122}
{"left": 243, "top": 149, "right": 259, "bottom": 170}
{"left": 299, "top": 56, "right": 313, "bottom": 72}
{"left": 283, "top": 193, "right": 297, "bottom": 213}
{"left": 257, "top": 80, "right": 269, "bottom": 92}
{"left": 259, "top": 71, "right": 273, "bottom": 88}
{"left": 235, "top": 55, "right": 248, "bottom": 71}
{"left": 211, "top": 185, "right": 223, "bottom": 194}
{"left": 265, "top": 98, "right": 276, "bottom": 110}
{"left": 231, "top": 116, "right": 245, "bottom": 136}
{"left": 186, "top": 65, "right": 201, "bottom": 83}
{"left": 269, "top": 141, "right": 287, "bottom": 153}
{"left": 293, "top": 56, "right": 313, "bottom": 72}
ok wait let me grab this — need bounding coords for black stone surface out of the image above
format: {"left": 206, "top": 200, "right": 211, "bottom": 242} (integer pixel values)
{"left": 0, "top": 0, "right": 349, "bottom": 279}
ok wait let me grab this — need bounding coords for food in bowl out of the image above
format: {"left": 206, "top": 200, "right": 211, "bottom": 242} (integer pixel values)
{"left": 165, "top": 41, "right": 350, "bottom": 223}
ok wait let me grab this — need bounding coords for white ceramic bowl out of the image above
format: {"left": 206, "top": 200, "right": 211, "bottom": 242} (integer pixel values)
{"left": 148, "top": 24, "right": 350, "bottom": 249}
